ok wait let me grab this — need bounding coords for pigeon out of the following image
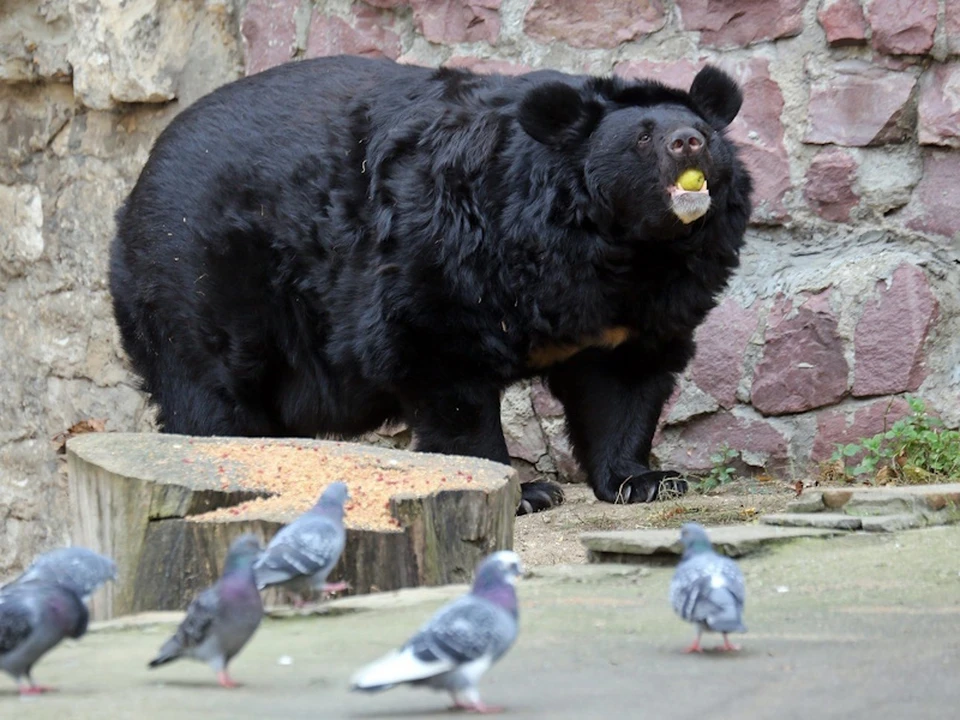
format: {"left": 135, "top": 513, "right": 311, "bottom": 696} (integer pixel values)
{"left": 253, "top": 481, "right": 349, "bottom": 604}
{"left": 350, "top": 550, "right": 523, "bottom": 714}
{"left": 148, "top": 533, "right": 264, "bottom": 688}
{"left": 669, "top": 522, "right": 747, "bottom": 653}
{"left": 0, "top": 579, "right": 89, "bottom": 694}
{"left": 5, "top": 547, "right": 117, "bottom": 602}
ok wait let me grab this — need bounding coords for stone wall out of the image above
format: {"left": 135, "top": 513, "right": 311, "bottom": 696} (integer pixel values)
{"left": 2, "top": 0, "right": 959, "bottom": 572}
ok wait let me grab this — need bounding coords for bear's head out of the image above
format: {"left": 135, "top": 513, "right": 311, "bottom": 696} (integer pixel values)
{"left": 517, "top": 66, "right": 747, "bottom": 238}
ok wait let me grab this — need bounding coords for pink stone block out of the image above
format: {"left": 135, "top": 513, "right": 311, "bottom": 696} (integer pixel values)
{"left": 904, "top": 151, "right": 960, "bottom": 237}
{"left": 675, "top": 0, "right": 804, "bottom": 48}
{"left": 670, "top": 411, "right": 789, "bottom": 472}
{"left": 690, "top": 298, "right": 760, "bottom": 409}
{"left": 306, "top": 6, "right": 401, "bottom": 60}
{"left": 803, "top": 148, "right": 859, "bottom": 222}
{"left": 866, "top": 0, "right": 937, "bottom": 55}
{"left": 812, "top": 397, "right": 912, "bottom": 462}
{"left": 524, "top": 0, "right": 667, "bottom": 49}
{"left": 918, "top": 63, "right": 960, "bottom": 148}
{"left": 240, "top": 0, "right": 299, "bottom": 76}
{"left": 817, "top": 0, "right": 868, "bottom": 46}
{"left": 852, "top": 264, "right": 939, "bottom": 397}
{"left": 804, "top": 60, "right": 917, "bottom": 146}
{"left": 750, "top": 291, "right": 849, "bottom": 416}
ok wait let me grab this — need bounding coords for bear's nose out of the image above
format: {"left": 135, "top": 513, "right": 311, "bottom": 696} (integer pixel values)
{"left": 667, "top": 128, "right": 705, "bottom": 158}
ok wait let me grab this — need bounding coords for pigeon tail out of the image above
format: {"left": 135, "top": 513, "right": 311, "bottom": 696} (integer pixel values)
{"left": 350, "top": 647, "right": 451, "bottom": 692}
{"left": 148, "top": 638, "right": 183, "bottom": 668}
{"left": 704, "top": 587, "right": 746, "bottom": 634}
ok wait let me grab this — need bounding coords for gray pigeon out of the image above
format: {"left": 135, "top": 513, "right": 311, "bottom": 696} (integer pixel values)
{"left": 5, "top": 547, "right": 117, "bottom": 602}
{"left": 350, "top": 550, "right": 522, "bottom": 713}
{"left": 253, "top": 481, "right": 349, "bottom": 604}
{"left": 0, "top": 579, "right": 89, "bottom": 694}
{"left": 148, "top": 533, "right": 264, "bottom": 688}
{"left": 669, "top": 522, "right": 747, "bottom": 653}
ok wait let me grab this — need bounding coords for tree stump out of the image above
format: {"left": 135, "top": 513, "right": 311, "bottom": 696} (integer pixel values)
{"left": 66, "top": 433, "right": 519, "bottom": 621}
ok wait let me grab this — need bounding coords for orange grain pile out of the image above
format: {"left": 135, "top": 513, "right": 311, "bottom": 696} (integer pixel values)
{"left": 187, "top": 440, "right": 479, "bottom": 531}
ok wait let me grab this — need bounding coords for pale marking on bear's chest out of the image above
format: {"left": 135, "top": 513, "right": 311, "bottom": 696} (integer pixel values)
{"left": 527, "top": 326, "right": 633, "bottom": 369}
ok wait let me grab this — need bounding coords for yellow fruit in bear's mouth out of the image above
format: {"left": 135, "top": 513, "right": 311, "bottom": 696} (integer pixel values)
{"left": 678, "top": 169, "right": 705, "bottom": 192}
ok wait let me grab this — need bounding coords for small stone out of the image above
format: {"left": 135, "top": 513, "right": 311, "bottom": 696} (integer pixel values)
{"left": 860, "top": 514, "right": 925, "bottom": 532}
{"left": 750, "top": 291, "right": 849, "bottom": 416}
{"left": 785, "top": 493, "right": 825, "bottom": 513}
{"left": 852, "top": 263, "right": 939, "bottom": 397}
{"left": 803, "top": 148, "right": 859, "bottom": 222}
{"left": 821, "top": 489, "right": 853, "bottom": 510}
{"left": 524, "top": 0, "right": 667, "bottom": 49}
{"left": 817, "top": 0, "right": 868, "bottom": 46}
{"left": 674, "top": 0, "right": 804, "bottom": 48}
{"left": 761, "top": 513, "right": 862, "bottom": 530}
{"left": 918, "top": 63, "right": 960, "bottom": 148}
{"left": 866, "top": 0, "right": 937, "bottom": 55}
{"left": 804, "top": 60, "right": 917, "bottom": 147}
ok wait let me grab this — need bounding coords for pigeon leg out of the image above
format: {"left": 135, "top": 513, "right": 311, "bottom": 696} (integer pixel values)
{"left": 451, "top": 688, "right": 504, "bottom": 714}
{"left": 719, "top": 633, "right": 741, "bottom": 652}
{"left": 683, "top": 628, "right": 703, "bottom": 654}
{"left": 217, "top": 670, "right": 240, "bottom": 689}
{"left": 322, "top": 581, "right": 350, "bottom": 595}
{"left": 19, "top": 675, "right": 54, "bottom": 695}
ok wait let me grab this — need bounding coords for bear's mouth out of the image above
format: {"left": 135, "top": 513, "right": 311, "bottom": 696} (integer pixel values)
{"left": 668, "top": 182, "right": 711, "bottom": 225}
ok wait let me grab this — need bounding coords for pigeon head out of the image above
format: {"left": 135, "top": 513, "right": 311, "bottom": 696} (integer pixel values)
{"left": 679, "top": 522, "right": 714, "bottom": 557}
{"left": 471, "top": 551, "right": 522, "bottom": 616}
{"left": 223, "top": 533, "right": 264, "bottom": 574}
{"left": 473, "top": 551, "right": 524, "bottom": 590}
{"left": 313, "top": 480, "right": 350, "bottom": 518}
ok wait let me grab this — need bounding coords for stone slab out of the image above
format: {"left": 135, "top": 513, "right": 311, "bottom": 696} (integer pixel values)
{"left": 581, "top": 524, "right": 841, "bottom": 564}
{"left": 761, "top": 512, "right": 863, "bottom": 530}
{"left": 786, "top": 493, "right": 826, "bottom": 513}
{"left": 860, "top": 514, "right": 926, "bottom": 532}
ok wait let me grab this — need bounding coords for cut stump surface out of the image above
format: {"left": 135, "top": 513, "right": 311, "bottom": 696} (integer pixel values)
{"left": 66, "top": 433, "right": 519, "bottom": 620}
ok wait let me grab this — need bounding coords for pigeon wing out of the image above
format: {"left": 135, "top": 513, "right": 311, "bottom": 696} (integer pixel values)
{"left": 0, "top": 596, "right": 34, "bottom": 654}
{"left": 350, "top": 597, "right": 505, "bottom": 690}
{"left": 255, "top": 516, "right": 343, "bottom": 588}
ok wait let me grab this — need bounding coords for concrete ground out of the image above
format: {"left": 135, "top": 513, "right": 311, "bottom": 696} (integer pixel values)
{"left": 5, "top": 526, "right": 960, "bottom": 719}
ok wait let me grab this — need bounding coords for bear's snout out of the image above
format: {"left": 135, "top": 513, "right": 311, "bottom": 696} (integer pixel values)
{"left": 666, "top": 127, "right": 705, "bottom": 159}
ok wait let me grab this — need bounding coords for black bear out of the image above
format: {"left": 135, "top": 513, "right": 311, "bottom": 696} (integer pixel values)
{"left": 109, "top": 55, "right": 752, "bottom": 515}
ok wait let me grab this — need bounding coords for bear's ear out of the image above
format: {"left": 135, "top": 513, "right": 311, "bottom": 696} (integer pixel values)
{"left": 517, "top": 82, "right": 604, "bottom": 148}
{"left": 689, "top": 66, "right": 743, "bottom": 130}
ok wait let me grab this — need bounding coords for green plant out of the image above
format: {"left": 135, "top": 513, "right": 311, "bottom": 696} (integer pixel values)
{"left": 691, "top": 444, "right": 740, "bottom": 493}
{"left": 831, "top": 396, "right": 960, "bottom": 484}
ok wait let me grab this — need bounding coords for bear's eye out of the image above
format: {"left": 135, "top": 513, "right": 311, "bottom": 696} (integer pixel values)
{"left": 637, "top": 132, "right": 652, "bottom": 145}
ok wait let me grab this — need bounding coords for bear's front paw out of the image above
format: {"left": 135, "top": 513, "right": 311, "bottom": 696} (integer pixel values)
{"left": 517, "top": 480, "right": 565, "bottom": 515}
{"left": 595, "top": 470, "right": 689, "bottom": 504}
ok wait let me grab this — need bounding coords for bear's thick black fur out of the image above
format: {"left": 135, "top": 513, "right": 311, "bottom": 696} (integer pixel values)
{"left": 110, "top": 55, "right": 753, "bottom": 515}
